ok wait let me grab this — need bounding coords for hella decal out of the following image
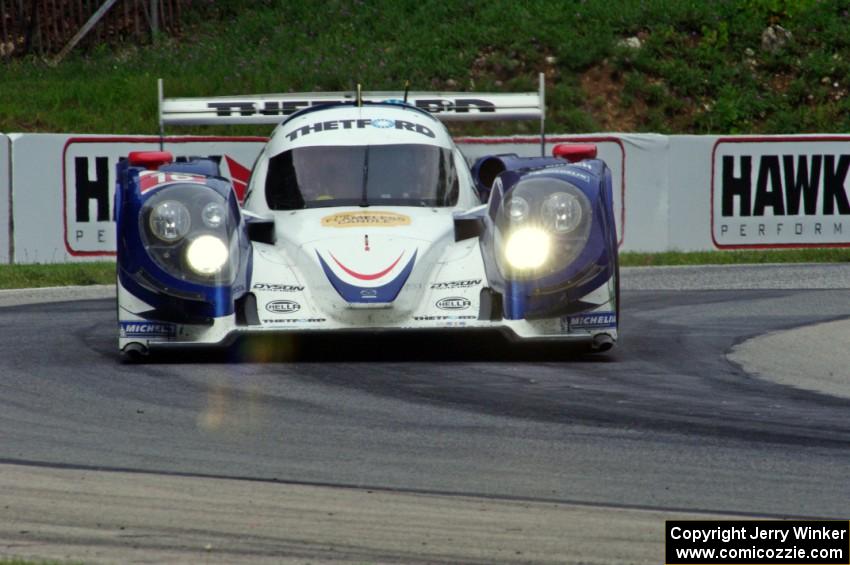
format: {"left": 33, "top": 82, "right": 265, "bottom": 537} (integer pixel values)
{"left": 568, "top": 312, "right": 617, "bottom": 330}
{"left": 120, "top": 322, "right": 176, "bottom": 338}
{"left": 253, "top": 283, "right": 305, "bottom": 292}
{"left": 265, "top": 300, "right": 301, "bottom": 314}
{"left": 285, "top": 118, "right": 435, "bottom": 141}
{"left": 436, "top": 297, "right": 471, "bottom": 310}
{"left": 321, "top": 211, "right": 411, "bottom": 228}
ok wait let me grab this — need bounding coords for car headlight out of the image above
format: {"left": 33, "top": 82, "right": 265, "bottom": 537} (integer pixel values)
{"left": 542, "top": 191, "right": 583, "bottom": 233}
{"left": 185, "top": 235, "right": 229, "bottom": 276}
{"left": 202, "top": 202, "right": 225, "bottom": 228}
{"left": 496, "top": 177, "right": 595, "bottom": 279}
{"left": 139, "top": 184, "right": 239, "bottom": 286}
{"left": 504, "top": 227, "right": 551, "bottom": 270}
{"left": 506, "top": 196, "right": 530, "bottom": 223}
{"left": 149, "top": 200, "right": 191, "bottom": 242}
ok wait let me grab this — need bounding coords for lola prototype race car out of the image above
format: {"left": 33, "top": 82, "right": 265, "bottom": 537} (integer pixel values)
{"left": 116, "top": 79, "right": 619, "bottom": 358}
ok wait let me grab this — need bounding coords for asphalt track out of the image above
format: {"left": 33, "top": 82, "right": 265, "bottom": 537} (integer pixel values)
{"left": 1, "top": 264, "right": 850, "bottom": 563}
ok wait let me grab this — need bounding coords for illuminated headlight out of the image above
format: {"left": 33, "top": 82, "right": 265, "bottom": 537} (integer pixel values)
{"left": 542, "top": 191, "right": 583, "bottom": 233}
{"left": 185, "top": 235, "right": 229, "bottom": 276}
{"left": 504, "top": 227, "right": 551, "bottom": 270}
{"left": 149, "top": 200, "right": 190, "bottom": 242}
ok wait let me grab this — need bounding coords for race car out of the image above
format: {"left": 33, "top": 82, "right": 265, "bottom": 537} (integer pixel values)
{"left": 115, "top": 79, "right": 619, "bottom": 358}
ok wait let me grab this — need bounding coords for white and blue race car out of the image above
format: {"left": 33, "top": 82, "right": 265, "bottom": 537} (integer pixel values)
{"left": 116, "top": 81, "right": 619, "bottom": 358}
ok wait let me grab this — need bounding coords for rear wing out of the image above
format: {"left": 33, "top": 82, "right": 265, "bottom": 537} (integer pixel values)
{"left": 158, "top": 73, "right": 545, "bottom": 128}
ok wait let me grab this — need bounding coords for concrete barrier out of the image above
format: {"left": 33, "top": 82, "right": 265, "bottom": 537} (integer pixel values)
{"left": 0, "top": 134, "right": 9, "bottom": 264}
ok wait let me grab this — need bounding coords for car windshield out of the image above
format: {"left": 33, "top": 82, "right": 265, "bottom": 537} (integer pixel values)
{"left": 265, "top": 143, "right": 458, "bottom": 209}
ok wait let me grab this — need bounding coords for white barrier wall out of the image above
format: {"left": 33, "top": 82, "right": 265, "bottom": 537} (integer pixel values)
{"left": 0, "top": 135, "right": 9, "bottom": 264}
{"left": 3, "top": 132, "right": 850, "bottom": 263}
{"left": 666, "top": 135, "right": 715, "bottom": 251}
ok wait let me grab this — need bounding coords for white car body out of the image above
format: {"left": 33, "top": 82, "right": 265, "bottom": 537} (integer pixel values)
{"left": 116, "top": 82, "right": 618, "bottom": 356}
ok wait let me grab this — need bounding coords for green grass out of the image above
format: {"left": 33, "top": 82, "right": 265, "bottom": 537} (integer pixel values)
{"left": 0, "top": 250, "right": 847, "bottom": 289}
{"left": 0, "top": 262, "right": 115, "bottom": 289}
{"left": 2, "top": 0, "right": 850, "bottom": 135}
{"left": 621, "top": 248, "right": 850, "bottom": 266}
{"left": 0, "top": 560, "right": 84, "bottom": 565}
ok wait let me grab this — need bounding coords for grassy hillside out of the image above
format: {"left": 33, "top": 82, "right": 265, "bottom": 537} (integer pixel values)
{"left": 2, "top": 0, "right": 850, "bottom": 136}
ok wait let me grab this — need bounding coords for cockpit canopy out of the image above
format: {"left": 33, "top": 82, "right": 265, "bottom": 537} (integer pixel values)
{"left": 264, "top": 143, "right": 459, "bottom": 210}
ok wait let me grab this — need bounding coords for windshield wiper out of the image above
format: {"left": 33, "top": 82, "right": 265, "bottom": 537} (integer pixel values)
{"left": 359, "top": 145, "right": 370, "bottom": 207}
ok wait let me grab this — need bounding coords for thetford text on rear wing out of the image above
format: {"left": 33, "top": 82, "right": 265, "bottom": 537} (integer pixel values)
{"left": 157, "top": 75, "right": 545, "bottom": 127}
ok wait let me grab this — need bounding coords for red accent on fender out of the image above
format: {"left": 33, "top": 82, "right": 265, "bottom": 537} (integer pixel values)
{"left": 330, "top": 252, "right": 403, "bottom": 280}
{"left": 128, "top": 151, "right": 173, "bottom": 170}
{"left": 553, "top": 143, "right": 597, "bottom": 162}
{"left": 225, "top": 155, "right": 251, "bottom": 202}
{"left": 138, "top": 171, "right": 207, "bottom": 194}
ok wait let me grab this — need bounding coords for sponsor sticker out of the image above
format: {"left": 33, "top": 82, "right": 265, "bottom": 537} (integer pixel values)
{"left": 559, "top": 168, "right": 591, "bottom": 182}
{"left": 321, "top": 211, "right": 411, "bottom": 228}
{"left": 120, "top": 321, "right": 176, "bottom": 338}
{"left": 525, "top": 167, "right": 590, "bottom": 183}
{"left": 436, "top": 296, "right": 471, "bottom": 310}
{"left": 253, "top": 283, "right": 304, "bottom": 292}
{"left": 430, "top": 279, "right": 481, "bottom": 289}
{"left": 285, "top": 118, "right": 436, "bottom": 142}
{"left": 414, "top": 315, "right": 477, "bottom": 321}
{"left": 566, "top": 312, "right": 617, "bottom": 330}
{"left": 712, "top": 138, "right": 850, "bottom": 248}
{"left": 265, "top": 300, "right": 301, "bottom": 314}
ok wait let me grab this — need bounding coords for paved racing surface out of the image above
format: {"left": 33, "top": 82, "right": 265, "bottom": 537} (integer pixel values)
{"left": 1, "top": 265, "right": 849, "bottom": 563}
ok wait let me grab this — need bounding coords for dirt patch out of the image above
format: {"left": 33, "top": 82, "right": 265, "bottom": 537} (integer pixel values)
{"left": 579, "top": 62, "right": 646, "bottom": 131}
